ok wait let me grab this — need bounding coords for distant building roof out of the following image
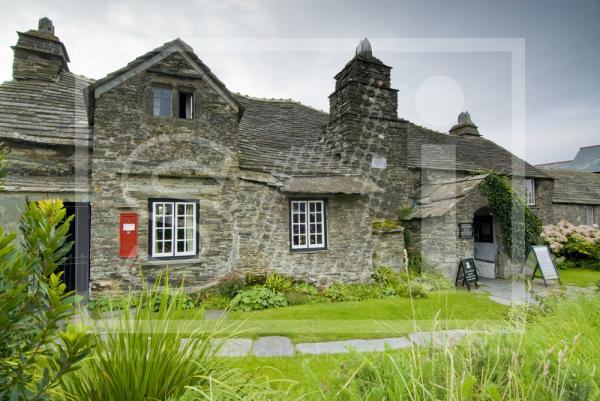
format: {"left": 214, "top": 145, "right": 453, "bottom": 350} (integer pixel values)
{"left": 543, "top": 169, "right": 600, "bottom": 205}
{"left": 537, "top": 145, "right": 600, "bottom": 173}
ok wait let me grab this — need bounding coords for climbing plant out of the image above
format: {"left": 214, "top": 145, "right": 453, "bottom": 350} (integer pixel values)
{"left": 479, "top": 172, "right": 542, "bottom": 261}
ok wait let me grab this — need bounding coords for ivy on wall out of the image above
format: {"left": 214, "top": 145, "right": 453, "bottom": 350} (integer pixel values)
{"left": 479, "top": 172, "right": 542, "bottom": 261}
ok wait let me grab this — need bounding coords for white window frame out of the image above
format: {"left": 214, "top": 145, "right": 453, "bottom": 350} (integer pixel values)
{"left": 153, "top": 87, "right": 172, "bottom": 117}
{"left": 150, "top": 200, "right": 197, "bottom": 258}
{"left": 524, "top": 178, "right": 536, "bottom": 206}
{"left": 290, "top": 200, "right": 327, "bottom": 250}
{"left": 587, "top": 206, "right": 595, "bottom": 226}
{"left": 179, "top": 91, "right": 194, "bottom": 119}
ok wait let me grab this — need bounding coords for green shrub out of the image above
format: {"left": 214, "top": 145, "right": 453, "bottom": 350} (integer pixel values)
{"left": 323, "top": 283, "right": 386, "bottom": 302}
{"left": 217, "top": 275, "right": 246, "bottom": 298}
{"left": 292, "top": 282, "right": 319, "bottom": 296}
{"left": 413, "top": 272, "right": 454, "bottom": 291}
{"left": 62, "top": 275, "right": 232, "bottom": 401}
{"left": 245, "top": 272, "right": 267, "bottom": 286}
{"left": 285, "top": 291, "right": 325, "bottom": 306}
{"left": 371, "top": 266, "right": 399, "bottom": 286}
{"left": 543, "top": 221, "right": 600, "bottom": 270}
{"left": 233, "top": 286, "right": 287, "bottom": 312}
{"left": 0, "top": 200, "right": 93, "bottom": 400}
{"left": 201, "top": 294, "right": 232, "bottom": 309}
{"left": 264, "top": 272, "right": 294, "bottom": 293}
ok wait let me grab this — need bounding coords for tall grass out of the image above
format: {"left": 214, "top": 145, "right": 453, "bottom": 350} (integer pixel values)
{"left": 60, "top": 275, "right": 283, "bottom": 401}
{"left": 325, "top": 294, "right": 600, "bottom": 401}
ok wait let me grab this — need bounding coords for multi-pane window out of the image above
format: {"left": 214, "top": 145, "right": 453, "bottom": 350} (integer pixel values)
{"left": 587, "top": 206, "right": 595, "bottom": 226}
{"left": 153, "top": 87, "right": 172, "bottom": 117}
{"left": 150, "top": 200, "right": 197, "bottom": 258}
{"left": 290, "top": 200, "right": 326, "bottom": 250}
{"left": 524, "top": 178, "right": 536, "bottom": 206}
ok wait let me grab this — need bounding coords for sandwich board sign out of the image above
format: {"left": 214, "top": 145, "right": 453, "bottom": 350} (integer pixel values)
{"left": 455, "top": 258, "right": 479, "bottom": 291}
{"left": 521, "top": 245, "right": 560, "bottom": 287}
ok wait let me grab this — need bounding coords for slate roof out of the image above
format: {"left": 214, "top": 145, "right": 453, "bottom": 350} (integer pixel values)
{"left": 236, "top": 95, "right": 354, "bottom": 176}
{"left": 537, "top": 145, "right": 600, "bottom": 173}
{"left": 0, "top": 71, "right": 93, "bottom": 147}
{"left": 542, "top": 169, "right": 600, "bottom": 205}
{"left": 407, "top": 124, "right": 548, "bottom": 178}
{"left": 404, "top": 174, "right": 488, "bottom": 219}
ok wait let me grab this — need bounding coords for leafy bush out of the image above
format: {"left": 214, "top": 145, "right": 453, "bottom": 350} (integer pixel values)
{"left": 217, "top": 275, "right": 246, "bottom": 298}
{"left": 413, "top": 272, "right": 454, "bottom": 291}
{"left": 0, "top": 200, "right": 93, "bottom": 400}
{"left": 233, "top": 286, "right": 288, "bottom": 312}
{"left": 201, "top": 294, "right": 232, "bottom": 309}
{"left": 244, "top": 272, "right": 267, "bottom": 286}
{"left": 62, "top": 275, "right": 231, "bottom": 401}
{"left": 323, "top": 283, "right": 386, "bottom": 302}
{"left": 265, "top": 272, "right": 294, "bottom": 293}
{"left": 285, "top": 291, "right": 325, "bottom": 306}
{"left": 292, "top": 282, "right": 318, "bottom": 296}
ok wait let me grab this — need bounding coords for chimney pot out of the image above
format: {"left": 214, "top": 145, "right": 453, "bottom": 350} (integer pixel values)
{"left": 38, "top": 17, "right": 55, "bottom": 35}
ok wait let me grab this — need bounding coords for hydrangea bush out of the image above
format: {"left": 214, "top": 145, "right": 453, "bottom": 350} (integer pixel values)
{"left": 541, "top": 220, "right": 600, "bottom": 270}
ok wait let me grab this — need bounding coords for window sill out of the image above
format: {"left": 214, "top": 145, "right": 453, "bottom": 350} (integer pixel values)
{"left": 290, "top": 249, "right": 329, "bottom": 254}
{"left": 143, "top": 258, "right": 201, "bottom": 266}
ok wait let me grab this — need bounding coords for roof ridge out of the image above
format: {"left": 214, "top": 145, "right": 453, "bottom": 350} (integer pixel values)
{"left": 235, "top": 93, "right": 328, "bottom": 114}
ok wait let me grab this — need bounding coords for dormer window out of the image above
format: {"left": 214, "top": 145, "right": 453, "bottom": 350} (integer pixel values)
{"left": 178, "top": 92, "right": 194, "bottom": 119}
{"left": 153, "top": 87, "right": 172, "bottom": 117}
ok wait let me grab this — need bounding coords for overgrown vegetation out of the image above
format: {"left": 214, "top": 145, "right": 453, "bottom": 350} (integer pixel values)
{"left": 325, "top": 294, "right": 600, "bottom": 401}
{"left": 0, "top": 200, "right": 93, "bottom": 400}
{"left": 479, "top": 172, "right": 542, "bottom": 260}
{"left": 542, "top": 220, "right": 600, "bottom": 271}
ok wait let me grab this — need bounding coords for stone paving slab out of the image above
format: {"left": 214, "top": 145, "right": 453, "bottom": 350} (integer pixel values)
{"left": 408, "top": 330, "right": 469, "bottom": 348}
{"left": 252, "top": 336, "right": 295, "bottom": 357}
{"left": 296, "top": 337, "right": 412, "bottom": 355}
{"left": 214, "top": 338, "right": 253, "bottom": 357}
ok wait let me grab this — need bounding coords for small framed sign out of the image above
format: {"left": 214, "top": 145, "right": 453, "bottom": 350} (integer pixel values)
{"left": 458, "top": 223, "right": 473, "bottom": 239}
{"left": 455, "top": 258, "right": 479, "bottom": 290}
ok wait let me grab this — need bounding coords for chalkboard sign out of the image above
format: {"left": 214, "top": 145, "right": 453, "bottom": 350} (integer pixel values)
{"left": 521, "top": 245, "right": 560, "bottom": 286}
{"left": 455, "top": 258, "right": 479, "bottom": 290}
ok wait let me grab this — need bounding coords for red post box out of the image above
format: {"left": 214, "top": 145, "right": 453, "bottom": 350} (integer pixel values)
{"left": 119, "top": 212, "right": 138, "bottom": 258}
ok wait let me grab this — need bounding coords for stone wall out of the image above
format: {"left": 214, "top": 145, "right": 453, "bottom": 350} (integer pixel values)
{"left": 372, "top": 228, "right": 405, "bottom": 271}
{"left": 235, "top": 180, "right": 374, "bottom": 286}
{"left": 405, "top": 185, "right": 518, "bottom": 280}
{"left": 90, "top": 51, "right": 240, "bottom": 293}
{"left": 553, "top": 203, "right": 599, "bottom": 225}
{"left": 3, "top": 139, "right": 80, "bottom": 177}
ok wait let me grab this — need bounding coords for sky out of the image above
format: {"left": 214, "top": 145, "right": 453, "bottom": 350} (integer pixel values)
{"left": 1, "top": 0, "right": 599, "bottom": 165}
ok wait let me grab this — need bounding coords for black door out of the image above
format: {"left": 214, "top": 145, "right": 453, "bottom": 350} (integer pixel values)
{"left": 58, "top": 202, "right": 91, "bottom": 299}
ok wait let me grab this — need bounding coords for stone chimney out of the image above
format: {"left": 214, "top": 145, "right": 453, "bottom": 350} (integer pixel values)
{"left": 12, "top": 17, "right": 70, "bottom": 81}
{"left": 328, "top": 38, "right": 397, "bottom": 122}
{"left": 449, "top": 111, "right": 480, "bottom": 137}
{"left": 325, "top": 38, "right": 399, "bottom": 168}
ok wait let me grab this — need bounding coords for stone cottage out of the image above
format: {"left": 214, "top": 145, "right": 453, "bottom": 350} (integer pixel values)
{"left": 1, "top": 18, "right": 598, "bottom": 296}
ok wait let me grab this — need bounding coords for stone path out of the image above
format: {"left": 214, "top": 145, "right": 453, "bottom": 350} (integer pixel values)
{"left": 214, "top": 329, "right": 471, "bottom": 357}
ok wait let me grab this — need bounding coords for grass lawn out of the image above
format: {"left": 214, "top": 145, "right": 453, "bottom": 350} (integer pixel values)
{"left": 221, "top": 352, "right": 383, "bottom": 398}
{"left": 177, "top": 291, "right": 510, "bottom": 343}
{"left": 559, "top": 268, "right": 600, "bottom": 288}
